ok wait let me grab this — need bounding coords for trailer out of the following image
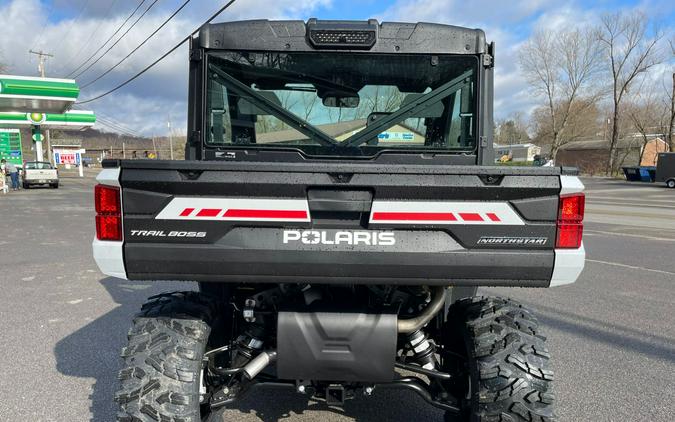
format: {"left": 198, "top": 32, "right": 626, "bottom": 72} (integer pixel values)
{"left": 656, "top": 152, "right": 675, "bottom": 188}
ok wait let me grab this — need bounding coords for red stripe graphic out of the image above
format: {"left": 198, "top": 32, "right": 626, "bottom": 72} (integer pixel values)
{"left": 223, "top": 209, "right": 308, "bottom": 219}
{"left": 372, "top": 212, "right": 457, "bottom": 221}
{"left": 180, "top": 208, "right": 195, "bottom": 217}
{"left": 196, "top": 208, "right": 222, "bottom": 217}
{"left": 458, "top": 213, "right": 483, "bottom": 221}
{"left": 486, "top": 213, "right": 501, "bottom": 222}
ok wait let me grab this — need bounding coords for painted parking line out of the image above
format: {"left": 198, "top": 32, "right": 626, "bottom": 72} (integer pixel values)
{"left": 586, "top": 200, "right": 675, "bottom": 210}
{"left": 586, "top": 259, "right": 675, "bottom": 277}
{"left": 584, "top": 230, "right": 675, "bottom": 242}
{"left": 585, "top": 207, "right": 675, "bottom": 220}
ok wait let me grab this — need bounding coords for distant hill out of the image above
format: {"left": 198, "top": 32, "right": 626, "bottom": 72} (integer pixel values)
{"left": 16, "top": 127, "right": 186, "bottom": 161}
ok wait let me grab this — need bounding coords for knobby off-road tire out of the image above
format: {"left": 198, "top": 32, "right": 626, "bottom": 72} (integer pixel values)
{"left": 116, "top": 291, "right": 218, "bottom": 422}
{"left": 445, "top": 297, "right": 555, "bottom": 422}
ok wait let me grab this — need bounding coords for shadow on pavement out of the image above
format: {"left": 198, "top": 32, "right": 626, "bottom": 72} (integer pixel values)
{"left": 524, "top": 302, "right": 675, "bottom": 363}
{"left": 210, "top": 386, "right": 445, "bottom": 422}
{"left": 54, "top": 277, "right": 168, "bottom": 422}
{"left": 55, "top": 278, "right": 445, "bottom": 422}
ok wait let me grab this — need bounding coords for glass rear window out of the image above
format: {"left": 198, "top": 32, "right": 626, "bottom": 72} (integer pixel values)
{"left": 205, "top": 51, "right": 478, "bottom": 157}
{"left": 24, "top": 162, "right": 53, "bottom": 169}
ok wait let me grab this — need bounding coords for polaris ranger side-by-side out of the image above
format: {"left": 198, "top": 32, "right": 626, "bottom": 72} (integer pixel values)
{"left": 93, "top": 19, "right": 585, "bottom": 422}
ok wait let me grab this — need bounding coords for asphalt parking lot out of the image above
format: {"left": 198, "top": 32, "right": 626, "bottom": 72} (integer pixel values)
{"left": 0, "top": 175, "right": 673, "bottom": 421}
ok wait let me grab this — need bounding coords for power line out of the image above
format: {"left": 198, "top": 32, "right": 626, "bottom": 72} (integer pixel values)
{"left": 72, "top": 104, "right": 144, "bottom": 137}
{"left": 66, "top": 0, "right": 147, "bottom": 78}
{"left": 97, "top": 117, "right": 143, "bottom": 138}
{"left": 30, "top": 0, "right": 56, "bottom": 50}
{"left": 60, "top": 0, "right": 121, "bottom": 75}
{"left": 72, "top": 0, "right": 162, "bottom": 80}
{"left": 89, "top": 112, "right": 143, "bottom": 137}
{"left": 81, "top": 0, "right": 193, "bottom": 89}
{"left": 57, "top": 0, "right": 93, "bottom": 52}
{"left": 77, "top": 0, "right": 238, "bottom": 105}
{"left": 98, "top": 116, "right": 140, "bottom": 136}
{"left": 97, "top": 120, "right": 133, "bottom": 136}
{"left": 97, "top": 112, "right": 143, "bottom": 136}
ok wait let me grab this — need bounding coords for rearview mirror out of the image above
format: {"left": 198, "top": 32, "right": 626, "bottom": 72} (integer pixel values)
{"left": 322, "top": 93, "right": 360, "bottom": 108}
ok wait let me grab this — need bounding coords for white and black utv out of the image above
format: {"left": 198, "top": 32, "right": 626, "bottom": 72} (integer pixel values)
{"left": 93, "top": 19, "right": 585, "bottom": 422}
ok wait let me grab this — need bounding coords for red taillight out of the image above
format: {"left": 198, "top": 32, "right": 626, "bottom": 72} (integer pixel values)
{"left": 96, "top": 215, "right": 122, "bottom": 241}
{"left": 95, "top": 184, "right": 122, "bottom": 241}
{"left": 556, "top": 193, "right": 584, "bottom": 248}
{"left": 95, "top": 184, "right": 121, "bottom": 214}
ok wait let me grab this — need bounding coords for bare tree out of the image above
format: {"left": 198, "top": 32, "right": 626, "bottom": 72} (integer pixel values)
{"left": 301, "top": 93, "right": 319, "bottom": 121}
{"left": 668, "top": 71, "right": 675, "bottom": 152}
{"left": 520, "top": 28, "right": 603, "bottom": 160}
{"left": 495, "top": 112, "right": 529, "bottom": 145}
{"left": 667, "top": 39, "right": 675, "bottom": 152}
{"left": 256, "top": 90, "right": 302, "bottom": 133}
{"left": 328, "top": 85, "right": 405, "bottom": 123}
{"left": 626, "top": 81, "right": 670, "bottom": 165}
{"left": 531, "top": 99, "right": 601, "bottom": 149}
{"left": 598, "top": 12, "right": 664, "bottom": 174}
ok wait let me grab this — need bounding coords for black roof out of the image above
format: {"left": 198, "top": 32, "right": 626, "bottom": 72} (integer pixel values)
{"left": 198, "top": 19, "right": 488, "bottom": 55}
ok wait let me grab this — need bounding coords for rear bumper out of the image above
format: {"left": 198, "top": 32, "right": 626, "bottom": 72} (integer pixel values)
{"left": 123, "top": 244, "right": 555, "bottom": 286}
{"left": 24, "top": 179, "right": 58, "bottom": 184}
{"left": 93, "top": 239, "right": 127, "bottom": 279}
{"left": 551, "top": 243, "right": 585, "bottom": 286}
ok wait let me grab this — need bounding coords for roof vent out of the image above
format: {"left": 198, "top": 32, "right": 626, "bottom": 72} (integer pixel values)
{"left": 307, "top": 18, "right": 378, "bottom": 50}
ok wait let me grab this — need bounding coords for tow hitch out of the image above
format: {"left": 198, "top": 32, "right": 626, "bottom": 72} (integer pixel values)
{"left": 325, "top": 385, "right": 346, "bottom": 406}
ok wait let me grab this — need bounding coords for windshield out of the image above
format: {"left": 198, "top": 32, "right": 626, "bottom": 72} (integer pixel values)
{"left": 24, "top": 162, "right": 53, "bottom": 169}
{"left": 205, "top": 51, "right": 477, "bottom": 157}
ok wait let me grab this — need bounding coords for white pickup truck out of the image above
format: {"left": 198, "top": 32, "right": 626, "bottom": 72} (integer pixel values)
{"left": 22, "top": 161, "right": 58, "bottom": 189}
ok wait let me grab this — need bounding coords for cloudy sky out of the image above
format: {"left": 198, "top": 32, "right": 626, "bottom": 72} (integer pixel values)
{"left": 0, "top": 0, "right": 673, "bottom": 137}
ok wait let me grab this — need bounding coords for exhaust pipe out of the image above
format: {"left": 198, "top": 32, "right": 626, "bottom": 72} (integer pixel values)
{"left": 397, "top": 287, "right": 447, "bottom": 334}
{"left": 244, "top": 288, "right": 445, "bottom": 378}
{"left": 243, "top": 350, "right": 277, "bottom": 380}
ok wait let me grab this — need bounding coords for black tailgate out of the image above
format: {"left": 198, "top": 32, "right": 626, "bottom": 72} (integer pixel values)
{"left": 113, "top": 160, "right": 563, "bottom": 286}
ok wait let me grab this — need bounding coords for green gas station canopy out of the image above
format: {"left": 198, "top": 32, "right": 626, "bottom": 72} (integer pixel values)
{"left": 0, "top": 111, "right": 95, "bottom": 130}
{"left": 0, "top": 75, "right": 79, "bottom": 113}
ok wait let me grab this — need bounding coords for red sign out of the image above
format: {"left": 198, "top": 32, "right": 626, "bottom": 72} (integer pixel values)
{"left": 59, "top": 153, "right": 77, "bottom": 164}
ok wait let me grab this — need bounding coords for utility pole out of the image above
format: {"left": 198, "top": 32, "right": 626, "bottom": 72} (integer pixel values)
{"left": 29, "top": 49, "right": 53, "bottom": 78}
{"left": 152, "top": 134, "right": 157, "bottom": 159}
{"left": 28, "top": 49, "right": 54, "bottom": 162}
{"left": 669, "top": 72, "right": 674, "bottom": 153}
{"left": 167, "top": 116, "right": 174, "bottom": 160}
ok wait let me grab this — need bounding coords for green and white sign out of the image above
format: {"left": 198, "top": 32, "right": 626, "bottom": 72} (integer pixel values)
{"left": 0, "top": 128, "right": 23, "bottom": 166}
{"left": 0, "top": 110, "right": 95, "bottom": 130}
{"left": 0, "top": 75, "right": 79, "bottom": 114}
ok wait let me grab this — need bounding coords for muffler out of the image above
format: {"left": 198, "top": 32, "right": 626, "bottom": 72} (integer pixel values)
{"left": 277, "top": 312, "right": 397, "bottom": 382}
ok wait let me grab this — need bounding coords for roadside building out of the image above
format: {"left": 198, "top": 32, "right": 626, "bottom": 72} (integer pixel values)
{"left": 638, "top": 137, "right": 670, "bottom": 166}
{"left": 50, "top": 134, "right": 179, "bottom": 164}
{"left": 51, "top": 138, "right": 84, "bottom": 166}
{"left": 556, "top": 137, "right": 670, "bottom": 174}
{"left": 256, "top": 119, "right": 425, "bottom": 144}
{"left": 493, "top": 143, "right": 541, "bottom": 163}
